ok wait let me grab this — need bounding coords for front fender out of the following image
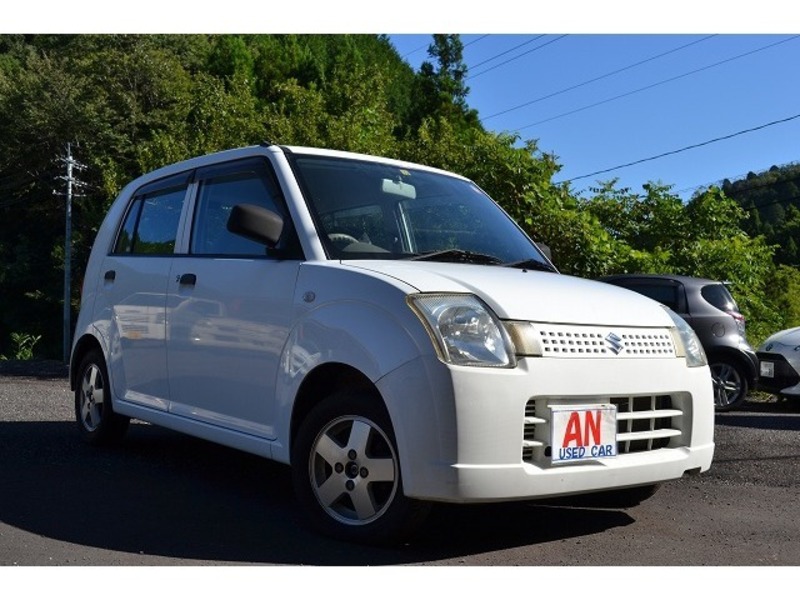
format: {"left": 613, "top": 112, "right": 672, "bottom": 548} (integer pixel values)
{"left": 271, "top": 293, "right": 436, "bottom": 463}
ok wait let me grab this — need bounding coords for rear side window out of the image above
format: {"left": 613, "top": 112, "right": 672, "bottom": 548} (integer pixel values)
{"left": 114, "top": 186, "right": 187, "bottom": 255}
{"left": 701, "top": 284, "right": 738, "bottom": 313}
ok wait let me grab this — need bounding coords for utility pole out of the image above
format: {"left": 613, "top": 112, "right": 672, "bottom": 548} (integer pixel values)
{"left": 56, "top": 143, "right": 85, "bottom": 364}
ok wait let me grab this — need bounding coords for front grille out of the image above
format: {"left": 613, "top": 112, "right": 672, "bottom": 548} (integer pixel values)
{"left": 534, "top": 324, "right": 676, "bottom": 358}
{"left": 522, "top": 395, "right": 683, "bottom": 464}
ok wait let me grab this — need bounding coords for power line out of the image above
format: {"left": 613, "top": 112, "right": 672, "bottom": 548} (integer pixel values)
{"left": 0, "top": 175, "right": 40, "bottom": 195}
{"left": 469, "top": 35, "right": 568, "bottom": 81}
{"left": 731, "top": 188, "right": 800, "bottom": 223}
{"left": 400, "top": 42, "right": 428, "bottom": 61}
{"left": 676, "top": 160, "right": 800, "bottom": 198}
{"left": 515, "top": 35, "right": 800, "bottom": 132}
{"left": 464, "top": 34, "right": 489, "bottom": 49}
{"left": 483, "top": 35, "right": 717, "bottom": 122}
{"left": 555, "top": 112, "right": 800, "bottom": 184}
{"left": 0, "top": 197, "right": 30, "bottom": 210}
{"left": 469, "top": 35, "right": 544, "bottom": 71}
{"left": 400, "top": 34, "right": 489, "bottom": 63}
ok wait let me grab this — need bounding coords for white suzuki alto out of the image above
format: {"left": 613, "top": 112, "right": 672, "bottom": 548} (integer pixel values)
{"left": 70, "top": 143, "right": 715, "bottom": 543}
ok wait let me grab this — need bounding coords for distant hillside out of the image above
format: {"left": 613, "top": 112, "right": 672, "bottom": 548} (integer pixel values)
{"left": 723, "top": 163, "right": 800, "bottom": 266}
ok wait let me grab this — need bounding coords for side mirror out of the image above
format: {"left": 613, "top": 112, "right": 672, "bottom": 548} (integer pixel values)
{"left": 227, "top": 203, "right": 284, "bottom": 248}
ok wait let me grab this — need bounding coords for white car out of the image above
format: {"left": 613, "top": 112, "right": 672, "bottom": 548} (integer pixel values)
{"left": 756, "top": 327, "right": 800, "bottom": 399}
{"left": 70, "top": 144, "right": 715, "bottom": 543}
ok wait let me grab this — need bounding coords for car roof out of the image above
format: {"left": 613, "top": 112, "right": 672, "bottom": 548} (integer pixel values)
{"left": 601, "top": 274, "right": 723, "bottom": 287}
{"left": 117, "top": 143, "right": 470, "bottom": 200}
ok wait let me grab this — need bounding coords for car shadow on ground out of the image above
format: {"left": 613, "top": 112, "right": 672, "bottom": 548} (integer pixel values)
{"left": 0, "top": 420, "right": 635, "bottom": 565}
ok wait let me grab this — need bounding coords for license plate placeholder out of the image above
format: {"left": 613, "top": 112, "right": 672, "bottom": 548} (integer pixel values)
{"left": 760, "top": 361, "right": 774, "bottom": 378}
{"left": 551, "top": 404, "right": 617, "bottom": 464}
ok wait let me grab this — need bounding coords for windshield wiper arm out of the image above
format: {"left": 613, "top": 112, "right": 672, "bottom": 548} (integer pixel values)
{"left": 408, "top": 249, "right": 504, "bottom": 265}
{"left": 503, "top": 258, "right": 558, "bottom": 272}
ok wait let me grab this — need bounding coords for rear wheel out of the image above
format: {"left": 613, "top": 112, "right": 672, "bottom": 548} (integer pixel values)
{"left": 292, "top": 390, "right": 430, "bottom": 544}
{"left": 75, "top": 349, "right": 129, "bottom": 444}
{"left": 710, "top": 360, "right": 748, "bottom": 412}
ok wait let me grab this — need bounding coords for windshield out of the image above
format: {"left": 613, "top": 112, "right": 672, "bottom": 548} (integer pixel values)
{"left": 291, "top": 153, "right": 551, "bottom": 269}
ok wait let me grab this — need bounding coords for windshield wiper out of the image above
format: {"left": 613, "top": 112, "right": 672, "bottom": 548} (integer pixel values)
{"left": 407, "top": 249, "right": 504, "bottom": 265}
{"left": 503, "top": 258, "right": 558, "bottom": 273}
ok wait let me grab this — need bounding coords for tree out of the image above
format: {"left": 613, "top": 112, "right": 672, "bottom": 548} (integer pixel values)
{"left": 408, "top": 34, "right": 478, "bottom": 133}
{"left": 0, "top": 33, "right": 789, "bottom": 356}
{"left": 581, "top": 182, "right": 780, "bottom": 344}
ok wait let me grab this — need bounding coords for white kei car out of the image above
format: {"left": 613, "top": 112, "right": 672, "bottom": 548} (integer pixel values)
{"left": 70, "top": 144, "right": 715, "bottom": 543}
{"left": 756, "top": 327, "right": 800, "bottom": 400}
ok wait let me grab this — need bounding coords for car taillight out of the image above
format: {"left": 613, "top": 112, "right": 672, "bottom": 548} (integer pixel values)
{"left": 728, "top": 310, "right": 746, "bottom": 336}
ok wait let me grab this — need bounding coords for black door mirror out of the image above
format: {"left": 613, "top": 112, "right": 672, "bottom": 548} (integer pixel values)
{"left": 227, "top": 203, "right": 284, "bottom": 248}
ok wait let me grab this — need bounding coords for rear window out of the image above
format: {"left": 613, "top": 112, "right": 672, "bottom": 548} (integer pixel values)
{"left": 701, "top": 284, "right": 738, "bottom": 313}
{"left": 612, "top": 281, "right": 681, "bottom": 312}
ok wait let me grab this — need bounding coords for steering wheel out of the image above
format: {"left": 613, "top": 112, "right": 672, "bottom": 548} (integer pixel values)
{"left": 328, "top": 233, "right": 360, "bottom": 248}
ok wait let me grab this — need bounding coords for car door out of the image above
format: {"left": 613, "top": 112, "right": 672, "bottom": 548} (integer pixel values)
{"left": 166, "top": 158, "right": 302, "bottom": 439}
{"left": 100, "top": 173, "right": 191, "bottom": 411}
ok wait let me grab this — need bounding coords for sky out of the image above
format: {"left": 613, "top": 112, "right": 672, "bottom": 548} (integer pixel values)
{"left": 6, "top": 0, "right": 800, "bottom": 205}
{"left": 389, "top": 33, "right": 800, "bottom": 201}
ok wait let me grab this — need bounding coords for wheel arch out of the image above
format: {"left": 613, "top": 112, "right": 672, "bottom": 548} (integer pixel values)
{"left": 289, "top": 362, "right": 385, "bottom": 463}
{"left": 705, "top": 346, "right": 756, "bottom": 384}
{"left": 70, "top": 333, "right": 106, "bottom": 391}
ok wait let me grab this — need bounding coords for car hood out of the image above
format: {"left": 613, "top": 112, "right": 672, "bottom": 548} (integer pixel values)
{"left": 760, "top": 326, "right": 800, "bottom": 351}
{"left": 344, "top": 261, "right": 672, "bottom": 327}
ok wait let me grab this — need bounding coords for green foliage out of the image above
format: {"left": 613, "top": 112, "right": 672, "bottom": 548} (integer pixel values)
{"left": 0, "top": 33, "right": 794, "bottom": 356}
{"left": 765, "top": 264, "right": 800, "bottom": 332}
{"left": 724, "top": 162, "right": 800, "bottom": 266}
{"left": 536, "top": 197, "right": 624, "bottom": 277}
{"left": 208, "top": 35, "right": 255, "bottom": 83}
{"left": 407, "top": 34, "right": 478, "bottom": 134}
{"left": 0, "top": 332, "right": 42, "bottom": 361}
{"left": 581, "top": 182, "right": 781, "bottom": 345}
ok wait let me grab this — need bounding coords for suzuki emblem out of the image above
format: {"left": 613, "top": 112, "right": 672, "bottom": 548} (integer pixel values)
{"left": 605, "top": 332, "right": 624, "bottom": 355}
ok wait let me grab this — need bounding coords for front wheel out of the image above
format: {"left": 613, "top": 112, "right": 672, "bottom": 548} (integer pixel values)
{"left": 710, "top": 360, "right": 748, "bottom": 412}
{"left": 292, "top": 390, "right": 430, "bottom": 544}
{"left": 75, "top": 349, "right": 130, "bottom": 445}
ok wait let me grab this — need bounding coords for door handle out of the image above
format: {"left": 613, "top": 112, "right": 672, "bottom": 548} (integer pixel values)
{"left": 104, "top": 270, "right": 116, "bottom": 282}
{"left": 177, "top": 273, "right": 197, "bottom": 286}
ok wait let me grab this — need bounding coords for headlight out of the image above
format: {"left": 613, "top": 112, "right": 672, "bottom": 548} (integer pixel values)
{"left": 665, "top": 307, "right": 707, "bottom": 368}
{"left": 408, "top": 294, "right": 515, "bottom": 367}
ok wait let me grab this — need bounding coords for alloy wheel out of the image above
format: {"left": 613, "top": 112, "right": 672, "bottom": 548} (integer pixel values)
{"left": 308, "top": 415, "right": 398, "bottom": 526}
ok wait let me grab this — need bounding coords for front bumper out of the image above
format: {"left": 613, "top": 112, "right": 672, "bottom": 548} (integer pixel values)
{"left": 755, "top": 351, "right": 800, "bottom": 397}
{"left": 379, "top": 355, "right": 715, "bottom": 503}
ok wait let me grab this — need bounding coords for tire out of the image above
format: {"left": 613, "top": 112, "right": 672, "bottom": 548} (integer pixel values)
{"left": 710, "top": 360, "right": 749, "bottom": 412}
{"left": 75, "top": 349, "right": 129, "bottom": 445}
{"left": 292, "top": 390, "right": 430, "bottom": 544}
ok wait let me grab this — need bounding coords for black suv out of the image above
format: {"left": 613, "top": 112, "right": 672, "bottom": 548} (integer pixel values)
{"left": 601, "top": 274, "right": 759, "bottom": 411}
